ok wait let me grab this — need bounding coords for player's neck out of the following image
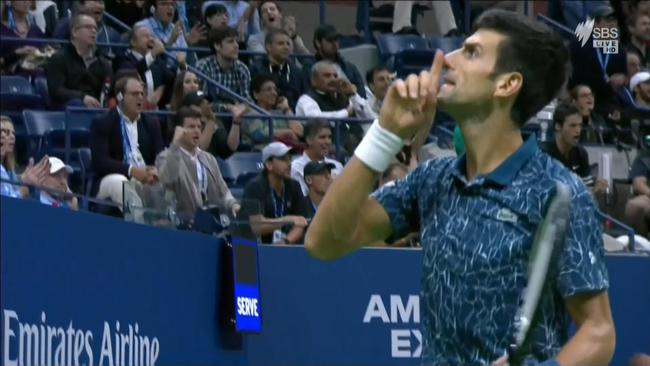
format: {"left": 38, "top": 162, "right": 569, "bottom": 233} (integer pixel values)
{"left": 460, "top": 114, "right": 523, "bottom": 181}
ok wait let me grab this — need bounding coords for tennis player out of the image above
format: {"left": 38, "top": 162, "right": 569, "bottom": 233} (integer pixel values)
{"left": 305, "top": 9, "right": 614, "bottom": 366}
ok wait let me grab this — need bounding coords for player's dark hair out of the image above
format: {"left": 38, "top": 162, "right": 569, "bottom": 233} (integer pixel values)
{"left": 473, "top": 9, "right": 569, "bottom": 127}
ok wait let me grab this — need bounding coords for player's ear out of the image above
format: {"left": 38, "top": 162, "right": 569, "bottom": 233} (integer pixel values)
{"left": 494, "top": 72, "right": 522, "bottom": 99}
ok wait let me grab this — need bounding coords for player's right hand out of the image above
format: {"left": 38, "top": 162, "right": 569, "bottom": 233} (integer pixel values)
{"left": 378, "top": 50, "right": 444, "bottom": 139}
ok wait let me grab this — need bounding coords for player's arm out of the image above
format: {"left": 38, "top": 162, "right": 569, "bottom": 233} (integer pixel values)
{"left": 305, "top": 51, "right": 445, "bottom": 260}
{"left": 305, "top": 158, "right": 393, "bottom": 259}
{"left": 555, "top": 291, "right": 615, "bottom": 366}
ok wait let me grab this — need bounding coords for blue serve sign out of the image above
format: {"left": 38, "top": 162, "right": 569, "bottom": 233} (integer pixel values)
{"left": 232, "top": 237, "right": 262, "bottom": 333}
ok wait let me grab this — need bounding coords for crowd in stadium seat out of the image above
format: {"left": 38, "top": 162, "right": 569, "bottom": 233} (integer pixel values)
{"left": 1, "top": 0, "right": 650, "bottom": 245}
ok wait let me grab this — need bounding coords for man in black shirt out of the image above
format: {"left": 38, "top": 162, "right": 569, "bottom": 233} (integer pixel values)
{"left": 541, "top": 103, "right": 608, "bottom": 194}
{"left": 46, "top": 14, "right": 112, "bottom": 108}
{"left": 242, "top": 142, "right": 308, "bottom": 244}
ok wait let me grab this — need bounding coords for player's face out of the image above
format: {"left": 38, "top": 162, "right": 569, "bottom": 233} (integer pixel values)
{"left": 558, "top": 113, "right": 582, "bottom": 147}
{"left": 437, "top": 30, "right": 505, "bottom": 118}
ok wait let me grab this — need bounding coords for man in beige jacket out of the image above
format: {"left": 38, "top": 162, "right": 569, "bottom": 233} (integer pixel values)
{"left": 156, "top": 107, "right": 239, "bottom": 222}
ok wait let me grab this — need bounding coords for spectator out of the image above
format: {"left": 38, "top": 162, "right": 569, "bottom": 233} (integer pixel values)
{"left": 196, "top": 27, "right": 252, "bottom": 110}
{"left": 156, "top": 107, "right": 239, "bottom": 222}
{"left": 169, "top": 70, "right": 200, "bottom": 111}
{"left": 90, "top": 76, "right": 164, "bottom": 207}
{"left": 303, "top": 161, "right": 334, "bottom": 219}
{"left": 630, "top": 71, "right": 650, "bottom": 109}
{"left": 626, "top": 152, "right": 650, "bottom": 238}
{"left": 53, "top": 0, "right": 120, "bottom": 58}
{"left": 113, "top": 26, "right": 173, "bottom": 109}
{"left": 1, "top": 115, "right": 51, "bottom": 199}
{"left": 135, "top": 0, "right": 207, "bottom": 58}
{"left": 250, "top": 29, "right": 305, "bottom": 110}
{"left": 204, "top": 3, "right": 229, "bottom": 32}
{"left": 570, "top": 84, "right": 611, "bottom": 144}
{"left": 246, "top": 0, "right": 283, "bottom": 53}
{"left": 242, "top": 142, "right": 309, "bottom": 244}
{"left": 364, "top": 65, "right": 393, "bottom": 120}
{"left": 627, "top": 13, "right": 650, "bottom": 68}
{"left": 46, "top": 14, "right": 113, "bottom": 108}
{"left": 295, "top": 61, "right": 358, "bottom": 119}
{"left": 540, "top": 103, "right": 608, "bottom": 194}
{"left": 303, "top": 24, "right": 366, "bottom": 98}
{"left": 282, "top": 15, "right": 310, "bottom": 55}
{"left": 569, "top": 5, "right": 627, "bottom": 118}
{"left": 628, "top": 50, "right": 642, "bottom": 81}
{"left": 201, "top": 0, "right": 261, "bottom": 38}
{"left": 39, "top": 157, "right": 78, "bottom": 210}
{"left": 379, "top": 162, "right": 409, "bottom": 187}
{"left": 31, "top": 0, "right": 58, "bottom": 37}
{"left": 104, "top": 0, "right": 148, "bottom": 28}
{"left": 243, "top": 73, "right": 303, "bottom": 151}
{"left": 291, "top": 120, "right": 343, "bottom": 195}
{"left": 0, "top": 0, "right": 47, "bottom": 77}
{"left": 181, "top": 90, "right": 242, "bottom": 159}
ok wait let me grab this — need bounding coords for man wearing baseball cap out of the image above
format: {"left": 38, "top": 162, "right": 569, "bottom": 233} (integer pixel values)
{"left": 39, "top": 157, "right": 78, "bottom": 210}
{"left": 242, "top": 141, "right": 309, "bottom": 244}
{"left": 303, "top": 161, "right": 334, "bottom": 219}
{"left": 630, "top": 71, "right": 650, "bottom": 109}
{"left": 302, "top": 24, "right": 366, "bottom": 98}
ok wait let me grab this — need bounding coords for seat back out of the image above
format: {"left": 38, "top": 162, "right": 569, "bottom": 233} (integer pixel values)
{"left": 218, "top": 152, "right": 264, "bottom": 187}
{"left": 1, "top": 75, "right": 34, "bottom": 94}
{"left": 376, "top": 34, "right": 429, "bottom": 62}
{"left": 430, "top": 36, "right": 465, "bottom": 54}
{"left": 33, "top": 77, "right": 49, "bottom": 105}
{"left": 23, "top": 110, "right": 66, "bottom": 158}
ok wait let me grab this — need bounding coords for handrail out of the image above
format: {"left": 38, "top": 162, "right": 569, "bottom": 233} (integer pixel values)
{"left": 102, "top": 10, "right": 133, "bottom": 33}
{"left": 64, "top": 106, "right": 374, "bottom": 162}
{"left": 596, "top": 211, "right": 637, "bottom": 253}
{"left": 0, "top": 177, "right": 121, "bottom": 211}
{"left": 536, "top": 14, "right": 574, "bottom": 38}
{"left": 0, "top": 36, "right": 315, "bottom": 58}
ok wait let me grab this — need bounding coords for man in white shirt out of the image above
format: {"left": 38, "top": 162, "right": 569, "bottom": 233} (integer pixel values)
{"left": 295, "top": 61, "right": 358, "bottom": 118}
{"left": 291, "top": 120, "right": 343, "bottom": 195}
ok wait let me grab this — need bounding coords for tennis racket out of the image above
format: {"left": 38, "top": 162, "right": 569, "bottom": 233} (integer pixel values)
{"left": 508, "top": 182, "right": 572, "bottom": 365}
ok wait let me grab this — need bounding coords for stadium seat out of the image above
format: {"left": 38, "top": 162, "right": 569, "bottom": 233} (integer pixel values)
{"left": 217, "top": 152, "right": 263, "bottom": 187}
{"left": 78, "top": 147, "right": 93, "bottom": 197}
{"left": 1, "top": 75, "right": 33, "bottom": 94}
{"left": 376, "top": 34, "right": 430, "bottom": 63}
{"left": 33, "top": 77, "right": 49, "bottom": 106}
{"left": 0, "top": 76, "right": 45, "bottom": 112}
{"left": 429, "top": 36, "right": 465, "bottom": 54}
{"left": 393, "top": 49, "right": 436, "bottom": 78}
{"left": 23, "top": 110, "right": 65, "bottom": 158}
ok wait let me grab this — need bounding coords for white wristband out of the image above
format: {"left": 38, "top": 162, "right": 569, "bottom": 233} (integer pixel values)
{"left": 354, "top": 120, "right": 404, "bottom": 172}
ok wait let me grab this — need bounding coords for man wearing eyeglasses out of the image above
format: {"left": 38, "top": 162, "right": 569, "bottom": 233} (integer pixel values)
{"left": 46, "top": 14, "right": 112, "bottom": 108}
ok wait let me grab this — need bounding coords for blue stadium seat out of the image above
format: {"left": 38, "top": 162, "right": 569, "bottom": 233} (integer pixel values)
{"left": 1, "top": 75, "right": 33, "bottom": 94}
{"left": 77, "top": 147, "right": 93, "bottom": 197}
{"left": 376, "top": 34, "right": 430, "bottom": 63}
{"left": 429, "top": 36, "right": 465, "bottom": 54}
{"left": 33, "top": 77, "right": 49, "bottom": 106}
{"left": 217, "top": 152, "right": 263, "bottom": 187}
{"left": 1, "top": 76, "right": 45, "bottom": 112}
{"left": 393, "top": 49, "right": 436, "bottom": 78}
{"left": 23, "top": 110, "right": 65, "bottom": 158}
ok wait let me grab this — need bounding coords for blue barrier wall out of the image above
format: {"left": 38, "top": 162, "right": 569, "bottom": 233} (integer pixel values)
{"left": 2, "top": 196, "right": 649, "bottom": 366}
